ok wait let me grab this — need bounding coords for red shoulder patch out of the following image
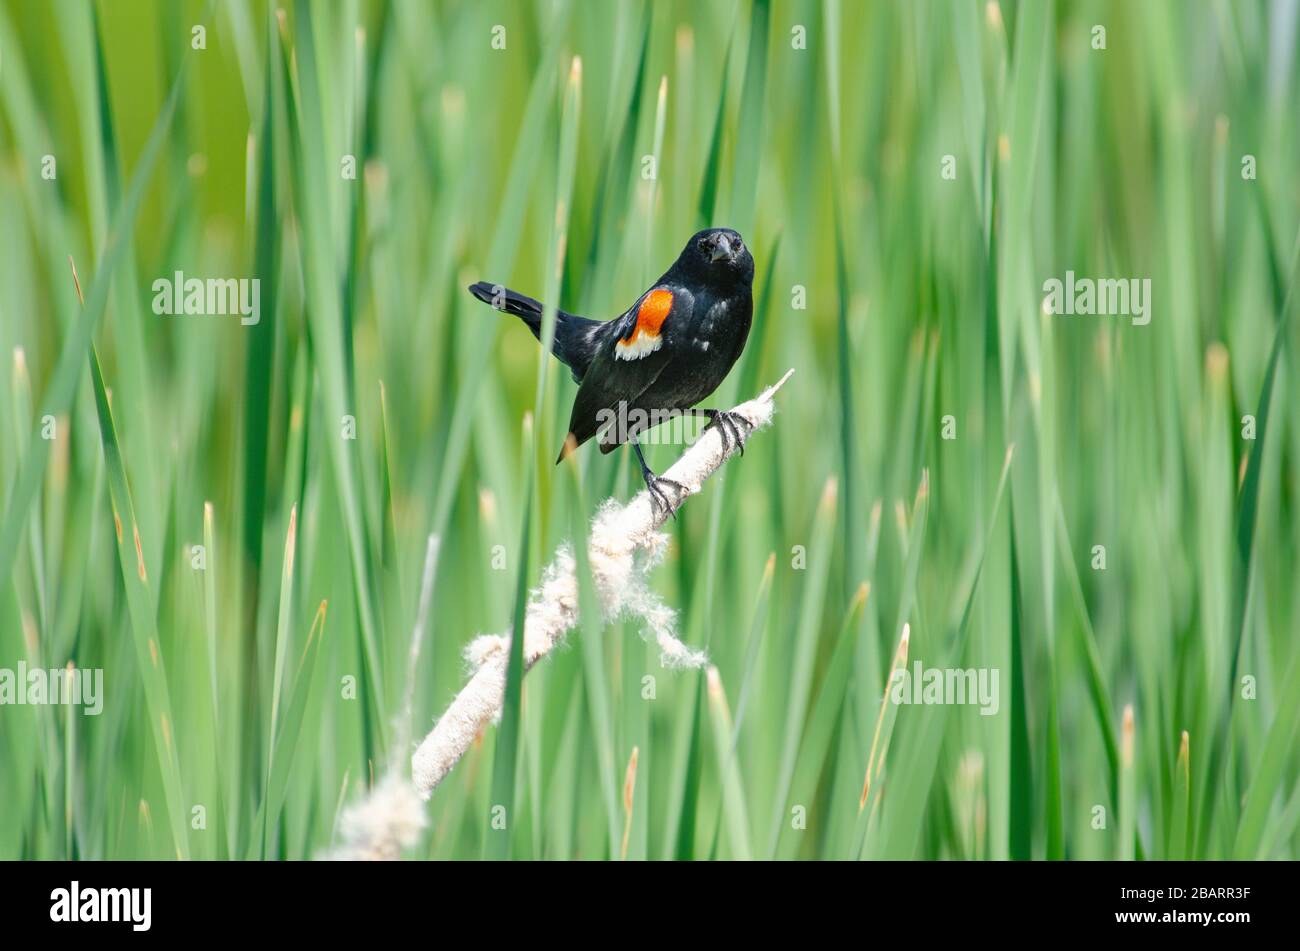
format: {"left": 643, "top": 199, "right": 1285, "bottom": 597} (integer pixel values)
{"left": 616, "top": 289, "right": 673, "bottom": 360}
{"left": 631, "top": 289, "right": 674, "bottom": 339}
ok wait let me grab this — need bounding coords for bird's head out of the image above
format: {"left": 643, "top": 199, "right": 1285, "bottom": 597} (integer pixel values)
{"left": 674, "top": 227, "right": 754, "bottom": 288}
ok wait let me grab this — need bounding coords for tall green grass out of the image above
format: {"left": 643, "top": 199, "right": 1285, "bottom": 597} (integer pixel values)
{"left": 0, "top": 0, "right": 1297, "bottom": 861}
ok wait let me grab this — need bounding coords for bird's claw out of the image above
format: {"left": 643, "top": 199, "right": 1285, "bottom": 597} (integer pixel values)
{"left": 642, "top": 472, "right": 686, "bottom": 521}
{"left": 705, "top": 410, "right": 754, "bottom": 456}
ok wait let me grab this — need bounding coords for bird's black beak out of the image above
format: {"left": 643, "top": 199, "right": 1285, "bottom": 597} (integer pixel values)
{"left": 709, "top": 232, "right": 734, "bottom": 262}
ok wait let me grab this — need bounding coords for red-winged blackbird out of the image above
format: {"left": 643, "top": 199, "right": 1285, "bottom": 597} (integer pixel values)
{"left": 470, "top": 228, "right": 755, "bottom": 515}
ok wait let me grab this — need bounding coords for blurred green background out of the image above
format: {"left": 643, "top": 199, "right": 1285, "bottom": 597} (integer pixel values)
{"left": 0, "top": 0, "right": 1297, "bottom": 860}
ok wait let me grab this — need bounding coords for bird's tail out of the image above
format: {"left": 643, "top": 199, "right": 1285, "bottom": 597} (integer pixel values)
{"left": 468, "top": 281, "right": 600, "bottom": 381}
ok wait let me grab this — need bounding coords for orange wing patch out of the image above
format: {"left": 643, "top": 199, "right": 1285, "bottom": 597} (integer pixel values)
{"left": 615, "top": 288, "right": 673, "bottom": 361}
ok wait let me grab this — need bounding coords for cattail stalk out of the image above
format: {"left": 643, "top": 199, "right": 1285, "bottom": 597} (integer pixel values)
{"left": 620, "top": 747, "right": 639, "bottom": 861}
{"left": 412, "top": 371, "right": 795, "bottom": 799}
{"left": 861, "top": 623, "right": 911, "bottom": 811}
{"left": 1117, "top": 704, "right": 1136, "bottom": 860}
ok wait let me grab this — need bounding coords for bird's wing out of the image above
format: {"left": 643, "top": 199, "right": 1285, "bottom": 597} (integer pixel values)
{"left": 557, "top": 285, "right": 693, "bottom": 458}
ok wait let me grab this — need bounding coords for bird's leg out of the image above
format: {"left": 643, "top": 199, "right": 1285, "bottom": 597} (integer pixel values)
{"left": 691, "top": 408, "right": 754, "bottom": 456}
{"left": 631, "top": 438, "right": 685, "bottom": 521}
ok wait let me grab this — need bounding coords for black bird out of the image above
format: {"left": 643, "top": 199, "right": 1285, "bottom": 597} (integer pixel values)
{"left": 469, "top": 227, "right": 755, "bottom": 515}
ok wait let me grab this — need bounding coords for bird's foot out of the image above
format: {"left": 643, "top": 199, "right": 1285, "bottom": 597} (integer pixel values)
{"left": 640, "top": 468, "right": 686, "bottom": 522}
{"left": 704, "top": 409, "right": 754, "bottom": 456}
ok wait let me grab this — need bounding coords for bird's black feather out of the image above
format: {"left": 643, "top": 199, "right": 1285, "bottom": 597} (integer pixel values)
{"left": 468, "top": 281, "right": 601, "bottom": 382}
